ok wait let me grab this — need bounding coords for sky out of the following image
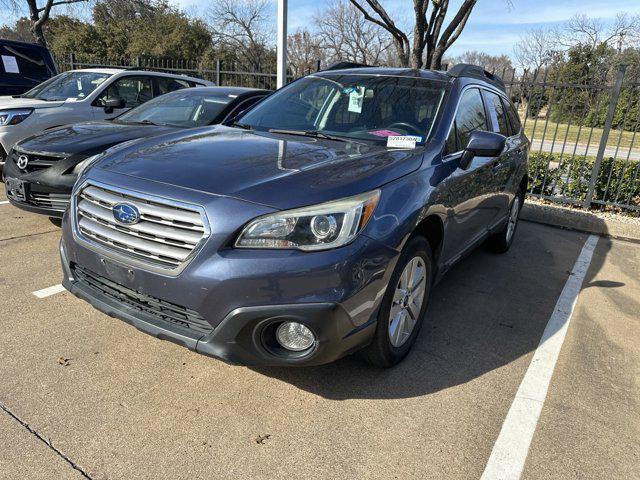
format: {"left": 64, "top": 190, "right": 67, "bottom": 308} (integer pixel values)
{"left": 2, "top": 0, "right": 640, "bottom": 58}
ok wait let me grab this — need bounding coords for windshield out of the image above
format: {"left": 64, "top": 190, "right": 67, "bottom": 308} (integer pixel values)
{"left": 21, "top": 71, "right": 111, "bottom": 101}
{"left": 238, "top": 74, "right": 446, "bottom": 142}
{"left": 116, "top": 90, "right": 234, "bottom": 127}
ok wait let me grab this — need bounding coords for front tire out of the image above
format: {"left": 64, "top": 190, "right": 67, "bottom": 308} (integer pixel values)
{"left": 363, "top": 236, "right": 433, "bottom": 368}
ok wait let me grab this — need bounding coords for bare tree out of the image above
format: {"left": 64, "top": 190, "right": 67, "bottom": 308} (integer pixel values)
{"left": 287, "top": 28, "right": 324, "bottom": 77}
{"left": 0, "top": 17, "right": 35, "bottom": 42}
{"left": 513, "top": 27, "right": 557, "bottom": 71}
{"left": 553, "top": 13, "right": 640, "bottom": 51}
{"left": 347, "top": 0, "right": 479, "bottom": 69}
{"left": 207, "top": 0, "right": 274, "bottom": 70}
{"left": 446, "top": 50, "right": 513, "bottom": 75}
{"left": 0, "top": 0, "right": 90, "bottom": 46}
{"left": 313, "top": 0, "right": 392, "bottom": 66}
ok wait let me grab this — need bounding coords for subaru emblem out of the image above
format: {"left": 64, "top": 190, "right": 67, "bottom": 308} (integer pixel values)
{"left": 112, "top": 203, "right": 140, "bottom": 225}
{"left": 17, "top": 155, "right": 29, "bottom": 170}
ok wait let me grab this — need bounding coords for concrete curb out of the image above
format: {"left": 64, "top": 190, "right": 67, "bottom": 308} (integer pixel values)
{"left": 521, "top": 202, "right": 640, "bottom": 242}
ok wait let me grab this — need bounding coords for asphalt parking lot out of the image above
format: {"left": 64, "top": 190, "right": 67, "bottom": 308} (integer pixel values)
{"left": 1, "top": 188, "right": 639, "bottom": 480}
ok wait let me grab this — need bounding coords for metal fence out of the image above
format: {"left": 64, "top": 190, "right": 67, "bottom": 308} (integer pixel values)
{"left": 491, "top": 63, "right": 640, "bottom": 216}
{"left": 55, "top": 54, "right": 640, "bottom": 215}
{"left": 55, "top": 54, "right": 302, "bottom": 90}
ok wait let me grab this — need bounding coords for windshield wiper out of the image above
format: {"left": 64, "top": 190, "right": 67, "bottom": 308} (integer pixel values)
{"left": 268, "top": 128, "right": 361, "bottom": 144}
{"left": 228, "top": 121, "right": 252, "bottom": 130}
{"left": 138, "top": 119, "right": 167, "bottom": 126}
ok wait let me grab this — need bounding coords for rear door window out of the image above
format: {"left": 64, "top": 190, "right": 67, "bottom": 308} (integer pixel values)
{"left": 506, "top": 101, "right": 522, "bottom": 134}
{"left": 97, "top": 76, "right": 154, "bottom": 108}
{"left": 485, "top": 90, "right": 510, "bottom": 136}
{"left": 156, "top": 77, "right": 192, "bottom": 96}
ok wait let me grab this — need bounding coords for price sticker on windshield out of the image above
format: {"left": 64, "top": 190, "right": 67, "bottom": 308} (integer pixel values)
{"left": 387, "top": 135, "right": 423, "bottom": 149}
{"left": 347, "top": 86, "right": 365, "bottom": 113}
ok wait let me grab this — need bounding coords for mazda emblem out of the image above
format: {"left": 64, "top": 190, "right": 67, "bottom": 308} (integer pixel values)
{"left": 16, "top": 155, "right": 29, "bottom": 170}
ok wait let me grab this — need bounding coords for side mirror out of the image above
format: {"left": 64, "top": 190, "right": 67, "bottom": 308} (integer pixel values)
{"left": 459, "top": 130, "right": 506, "bottom": 170}
{"left": 103, "top": 97, "right": 125, "bottom": 113}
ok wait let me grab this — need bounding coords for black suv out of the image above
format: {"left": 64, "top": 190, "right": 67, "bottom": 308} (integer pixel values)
{"left": 0, "top": 39, "right": 57, "bottom": 96}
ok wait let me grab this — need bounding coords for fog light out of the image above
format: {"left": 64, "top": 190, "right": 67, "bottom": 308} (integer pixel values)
{"left": 275, "top": 321, "right": 315, "bottom": 351}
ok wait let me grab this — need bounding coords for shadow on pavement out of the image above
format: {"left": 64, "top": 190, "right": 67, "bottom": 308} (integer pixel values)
{"left": 251, "top": 220, "right": 611, "bottom": 400}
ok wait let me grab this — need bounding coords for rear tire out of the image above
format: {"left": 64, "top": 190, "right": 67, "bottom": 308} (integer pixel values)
{"left": 363, "top": 235, "right": 433, "bottom": 368}
{"left": 487, "top": 189, "right": 524, "bottom": 253}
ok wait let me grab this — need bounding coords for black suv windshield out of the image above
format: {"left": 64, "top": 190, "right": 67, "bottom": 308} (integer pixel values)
{"left": 238, "top": 74, "right": 446, "bottom": 142}
{"left": 116, "top": 90, "right": 232, "bottom": 127}
{"left": 22, "top": 71, "right": 111, "bottom": 101}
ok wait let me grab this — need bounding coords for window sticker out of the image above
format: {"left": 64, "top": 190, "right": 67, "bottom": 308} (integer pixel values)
{"left": 387, "top": 135, "right": 423, "bottom": 149}
{"left": 2, "top": 55, "right": 19, "bottom": 74}
{"left": 347, "top": 86, "right": 365, "bottom": 113}
{"left": 369, "top": 129, "right": 401, "bottom": 137}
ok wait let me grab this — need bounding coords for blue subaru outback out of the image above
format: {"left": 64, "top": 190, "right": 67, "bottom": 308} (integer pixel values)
{"left": 60, "top": 64, "right": 529, "bottom": 367}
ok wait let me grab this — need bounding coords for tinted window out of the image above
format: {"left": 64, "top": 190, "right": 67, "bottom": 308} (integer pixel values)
{"left": 445, "top": 121, "right": 458, "bottom": 154}
{"left": 226, "top": 95, "right": 265, "bottom": 120}
{"left": 22, "top": 71, "right": 110, "bottom": 100}
{"left": 0, "top": 45, "right": 51, "bottom": 80}
{"left": 117, "top": 90, "right": 235, "bottom": 127}
{"left": 156, "top": 77, "right": 192, "bottom": 95}
{"left": 97, "top": 76, "right": 153, "bottom": 108}
{"left": 485, "top": 91, "right": 510, "bottom": 136}
{"left": 454, "top": 88, "right": 488, "bottom": 149}
{"left": 506, "top": 101, "right": 521, "bottom": 134}
{"left": 239, "top": 75, "right": 446, "bottom": 142}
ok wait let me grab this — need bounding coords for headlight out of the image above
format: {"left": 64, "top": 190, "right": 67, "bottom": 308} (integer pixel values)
{"left": 72, "top": 154, "right": 101, "bottom": 175}
{"left": 235, "top": 190, "right": 380, "bottom": 251}
{"left": 0, "top": 109, "right": 33, "bottom": 126}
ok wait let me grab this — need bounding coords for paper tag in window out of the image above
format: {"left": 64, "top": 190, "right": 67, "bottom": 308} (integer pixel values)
{"left": 348, "top": 87, "right": 365, "bottom": 113}
{"left": 2, "top": 55, "right": 19, "bottom": 74}
{"left": 387, "top": 135, "right": 422, "bottom": 149}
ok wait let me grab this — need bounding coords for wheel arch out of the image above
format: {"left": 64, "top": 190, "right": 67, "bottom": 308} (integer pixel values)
{"left": 519, "top": 173, "right": 529, "bottom": 194}
{"left": 412, "top": 214, "right": 444, "bottom": 269}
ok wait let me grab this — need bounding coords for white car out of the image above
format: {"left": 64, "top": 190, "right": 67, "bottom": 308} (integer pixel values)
{"left": 0, "top": 68, "right": 213, "bottom": 174}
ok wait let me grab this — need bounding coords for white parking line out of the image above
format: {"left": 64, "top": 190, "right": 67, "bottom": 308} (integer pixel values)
{"left": 481, "top": 234, "right": 599, "bottom": 480}
{"left": 0, "top": 200, "right": 9, "bottom": 205}
{"left": 32, "top": 284, "right": 66, "bottom": 299}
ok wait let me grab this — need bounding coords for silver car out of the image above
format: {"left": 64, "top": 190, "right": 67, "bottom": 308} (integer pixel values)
{"left": 0, "top": 68, "right": 212, "bottom": 174}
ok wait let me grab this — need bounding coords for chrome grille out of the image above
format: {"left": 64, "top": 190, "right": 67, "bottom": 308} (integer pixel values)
{"left": 75, "top": 183, "right": 208, "bottom": 269}
{"left": 29, "top": 192, "right": 70, "bottom": 210}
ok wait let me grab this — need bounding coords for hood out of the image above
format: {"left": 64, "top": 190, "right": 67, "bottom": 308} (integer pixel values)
{"left": 94, "top": 126, "right": 425, "bottom": 209}
{"left": 17, "top": 121, "right": 181, "bottom": 156}
{"left": 0, "top": 96, "right": 65, "bottom": 110}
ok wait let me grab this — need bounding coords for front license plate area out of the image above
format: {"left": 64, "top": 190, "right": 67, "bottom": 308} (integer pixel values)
{"left": 5, "top": 178, "right": 26, "bottom": 202}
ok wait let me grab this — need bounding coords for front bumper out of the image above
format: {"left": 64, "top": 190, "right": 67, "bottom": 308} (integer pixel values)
{"left": 60, "top": 211, "right": 400, "bottom": 366}
{"left": 3, "top": 150, "right": 75, "bottom": 218}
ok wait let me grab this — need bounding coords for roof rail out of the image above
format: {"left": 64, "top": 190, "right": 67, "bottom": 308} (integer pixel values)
{"left": 323, "top": 61, "right": 370, "bottom": 71}
{"left": 123, "top": 66, "right": 174, "bottom": 72}
{"left": 447, "top": 63, "right": 506, "bottom": 92}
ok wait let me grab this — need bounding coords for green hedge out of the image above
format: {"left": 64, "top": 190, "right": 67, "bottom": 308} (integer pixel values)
{"left": 527, "top": 152, "right": 640, "bottom": 211}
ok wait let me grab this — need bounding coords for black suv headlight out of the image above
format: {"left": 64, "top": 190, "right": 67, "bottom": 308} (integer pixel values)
{"left": 235, "top": 190, "right": 380, "bottom": 251}
{"left": 0, "top": 109, "right": 34, "bottom": 126}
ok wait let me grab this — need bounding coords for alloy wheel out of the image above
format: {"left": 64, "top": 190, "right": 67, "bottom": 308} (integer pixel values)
{"left": 388, "top": 256, "right": 427, "bottom": 348}
{"left": 506, "top": 196, "right": 520, "bottom": 243}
